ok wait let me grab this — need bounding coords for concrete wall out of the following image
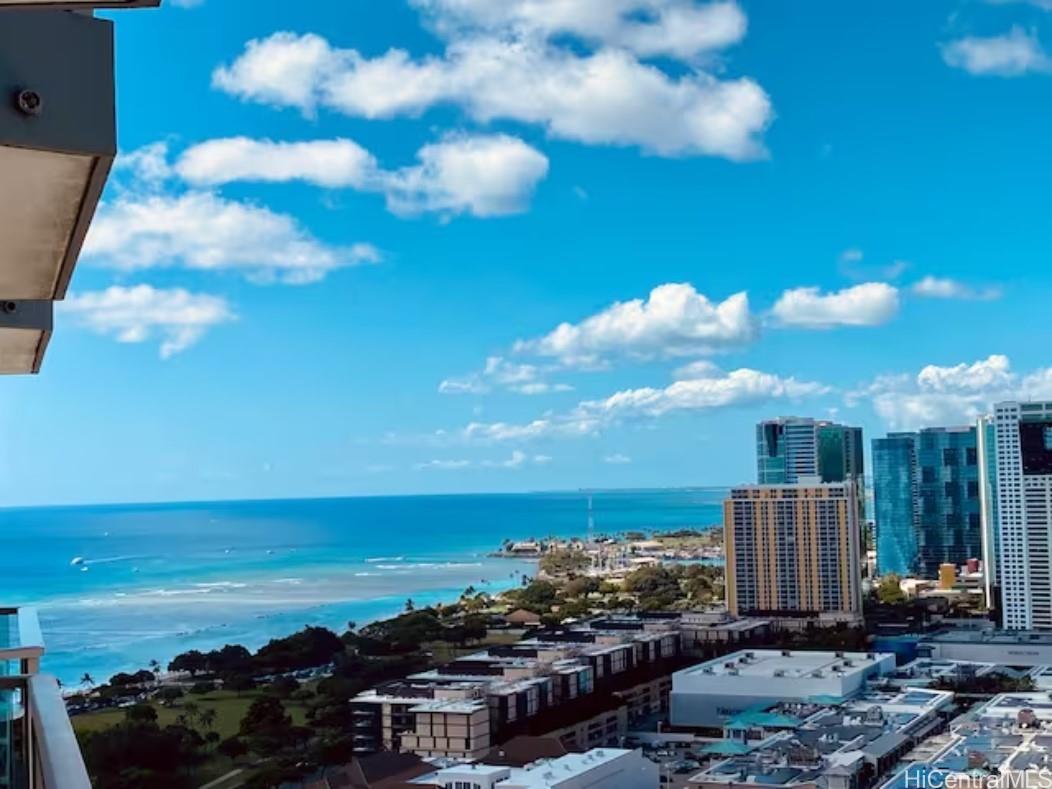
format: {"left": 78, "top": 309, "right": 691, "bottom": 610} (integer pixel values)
{"left": 925, "top": 640, "right": 1052, "bottom": 666}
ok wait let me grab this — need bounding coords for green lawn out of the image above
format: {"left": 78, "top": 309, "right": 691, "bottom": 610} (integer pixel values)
{"left": 72, "top": 688, "right": 310, "bottom": 741}
{"left": 74, "top": 689, "right": 312, "bottom": 787}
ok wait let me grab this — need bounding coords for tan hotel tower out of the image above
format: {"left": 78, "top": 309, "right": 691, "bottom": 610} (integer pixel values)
{"left": 724, "top": 482, "right": 863, "bottom": 625}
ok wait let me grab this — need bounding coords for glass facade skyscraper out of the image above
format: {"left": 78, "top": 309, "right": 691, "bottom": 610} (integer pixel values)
{"left": 872, "top": 426, "right": 983, "bottom": 579}
{"left": 756, "top": 418, "right": 864, "bottom": 484}
{"left": 873, "top": 433, "right": 918, "bottom": 577}
{"left": 817, "top": 424, "right": 865, "bottom": 483}
{"left": 915, "top": 427, "right": 981, "bottom": 577}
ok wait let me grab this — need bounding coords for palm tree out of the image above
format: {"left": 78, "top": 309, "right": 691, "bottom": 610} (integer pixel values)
{"left": 200, "top": 708, "right": 217, "bottom": 733}
{"left": 148, "top": 659, "right": 161, "bottom": 681}
{"left": 182, "top": 701, "right": 200, "bottom": 728}
{"left": 80, "top": 673, "right": 95, "bottom": 690}
{"left": 405, "top": 598, "right": 415, "bottom": 612}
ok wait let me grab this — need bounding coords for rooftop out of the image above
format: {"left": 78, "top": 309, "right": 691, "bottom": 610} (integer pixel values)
{"left": 413, "top": 747, "right": 640, "bottom": 787}
{"left": 690, "top": 688, "right": 951, "bottom": 787}
{"left": 880, "top": 693, "right": 1052, "bottom": 789}
{"left": 677, "top": 650, "right": 889, "bottom": 681}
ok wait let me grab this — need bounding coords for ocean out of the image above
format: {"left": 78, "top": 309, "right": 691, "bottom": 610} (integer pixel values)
{"left": 0, "top": 489, "right": 725, "bottom": 686}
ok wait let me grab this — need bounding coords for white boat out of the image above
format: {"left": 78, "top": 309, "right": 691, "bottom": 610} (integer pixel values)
{"left": 70, "top": 556, "right": 85, "bottom": 567}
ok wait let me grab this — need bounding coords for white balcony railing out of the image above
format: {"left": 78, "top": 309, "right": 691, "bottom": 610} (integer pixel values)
{"left": 1, "top": 608, "right": 90, "bottom": 789}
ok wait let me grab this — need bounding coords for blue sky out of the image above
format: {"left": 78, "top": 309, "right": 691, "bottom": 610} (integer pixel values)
{"left": 2, "top": 0, "right": 1052, "bottom": 506}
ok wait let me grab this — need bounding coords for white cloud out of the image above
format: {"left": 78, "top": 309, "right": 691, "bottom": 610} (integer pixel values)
{"left": 440, "top": 355, "right": 572, "bottom": 396}
{"left": 837, "top": 249, "right": 910, "bottom": 282}
{"left": 115, "top": 141, "right": 173, "bottom": 184}
{"left": 212, "top": 32, "right": 335, "bottom": 112}
{"left": 414, "top": 458, "right": 473, "bottom": 471}
{"left": 410, "top": 0, "right": 748, "bottom": 60}
{"left": 462, "top": 417, "right": 602, "bottom": 442}
{"left": 414, "top": 450, "right": 552, "bottom": 470}
{"left": 941, "top": 26, "right": 1052, "bottom": 76}
{"left": 916, "top": 354, "right": 1014, "bottom": 393}
{"left": 438, "top": 378, "right": 488, "bottom": 395}
{"left": 213, "top": 31, "right": 772, "bottom": 159}
{"left": 175, "top": 133, "right": 549, "bottom": 219}
{"left": 577, "top": 363, "right": 828, "bottom": 418}
{"left": 481, "top": 450, "right": 552, "bottom": 468}
{"left": 84, "top": 190, "right": 379, "bottom": 285}
{"left": 382, "top": 134, "right": 549, "bottom": 217}
{"left": 911, "top": 276, "right": 1002, "bottom": 301}
{"left": 672, "top": 359, "right": 723, "bottom": 380}
{"left": 1022, "top": 368, "right": 1052, "bottom": 399}
{"left": 176, "top": 137, "right": 378, "bottom": 190}
{"left": 515, "top": 284, "right": 755, "bottom": 366}
{"left": 856, "top": 354, "right": 1052, "bottom": 430}
{"left": 451, "top": 363, "right": 826, "bottom": 444}
{"left": 62, "top": 285, "right": 234, "bottom": 358}
{"left": 871, "top": 391, "right": 987, "bottom": 431}
{"left": 771, "top": 282, "right": 899, "bottom": 328}
{"left": 603, "top": 453, "right": 632, "bottom": 464}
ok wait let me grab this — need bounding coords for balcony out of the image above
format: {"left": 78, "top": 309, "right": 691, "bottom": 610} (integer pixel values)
{"left": 0, "top": 608, "right": 90, "bottom": 789}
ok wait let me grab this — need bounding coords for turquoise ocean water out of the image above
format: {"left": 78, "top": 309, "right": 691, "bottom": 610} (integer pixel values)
{"left": 0, "top": 489, "right": 725, "bottom": 685}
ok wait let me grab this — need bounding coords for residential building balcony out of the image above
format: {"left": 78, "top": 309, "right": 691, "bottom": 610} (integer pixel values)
{"left": 0, "top": 607, "right": 90, "bottom": 789}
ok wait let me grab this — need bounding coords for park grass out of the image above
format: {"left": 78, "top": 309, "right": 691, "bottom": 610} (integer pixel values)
{"left": 72, "top": 688, "right": 310, "bottom": 741}
{"left": 74, "top": 688, "right": 312, "bottom": 787}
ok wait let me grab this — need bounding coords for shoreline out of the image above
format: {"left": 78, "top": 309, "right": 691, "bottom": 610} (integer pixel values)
{"left": 41, "top": 554, "right": 539, "bottom": 687}
{"left": 14, "top": 492, "right": 725, "bottom": 687}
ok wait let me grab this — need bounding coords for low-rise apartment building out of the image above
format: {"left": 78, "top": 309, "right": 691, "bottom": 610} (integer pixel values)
{"left": 351, "top": 617, "right": 689, "bottom": 759}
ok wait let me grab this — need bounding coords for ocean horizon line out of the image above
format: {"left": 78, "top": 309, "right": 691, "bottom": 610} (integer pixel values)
{"left": 0, "top": 484, "right": 735, "bottom": 514}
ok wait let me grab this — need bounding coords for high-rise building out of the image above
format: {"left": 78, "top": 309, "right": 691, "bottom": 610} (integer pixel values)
{"left": 977, "top": 415, "right": 1000, "bottom": 614}
{"left": 724, "top": 483, "right": 863, "bottom": 622}
{"left": 872, "top": 427, "right": 983, "bottom": 579}
{"left": 915, "top": 427, "right": 983, "bottom": 577}
{"left": 757, "top": 418, "right": 864, "bottom": 483}
{"left": 817, "top": 423, "right": 866, "bottom": 483}
{"left": 873, "top": 433, "right": 919, "bottom": 577}
{"left": 992, "top": 401, "right": 1052, "bottom": 630}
